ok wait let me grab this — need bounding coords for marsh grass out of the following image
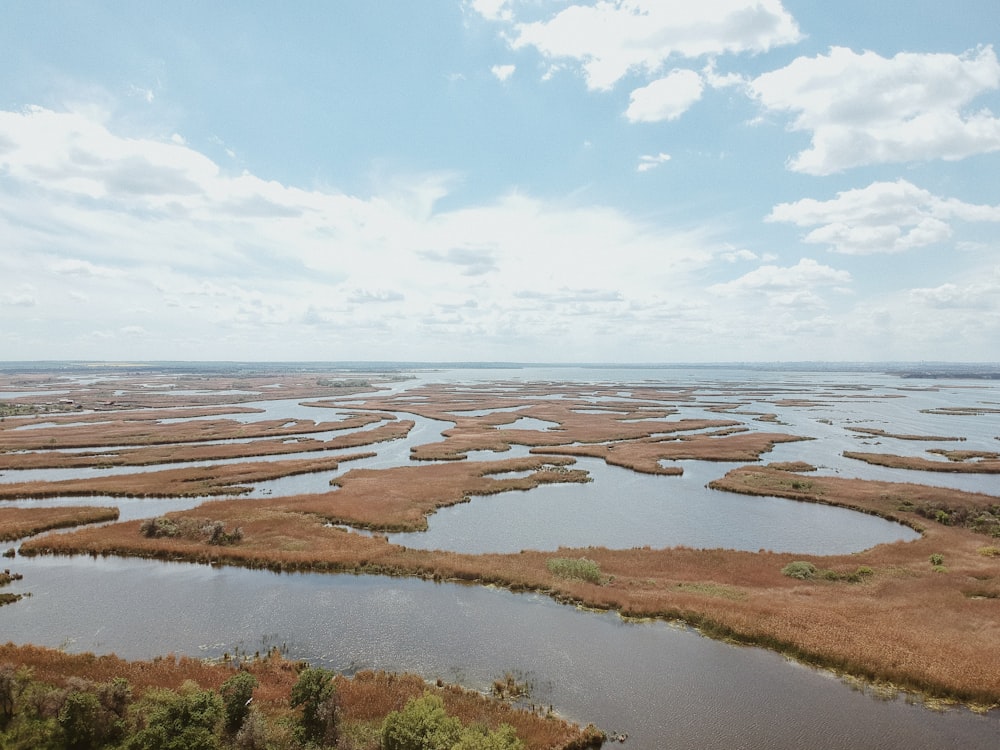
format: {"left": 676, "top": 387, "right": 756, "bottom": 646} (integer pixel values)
{"left": 0, "top": 506, "right": 120, "bottom": 541}
{"left": 673, "top": 582, "right": 747, "bottom": 601}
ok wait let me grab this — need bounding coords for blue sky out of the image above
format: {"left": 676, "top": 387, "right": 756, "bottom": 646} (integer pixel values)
{"left": 2, "top": 1, "right": 999, "bottom": 363}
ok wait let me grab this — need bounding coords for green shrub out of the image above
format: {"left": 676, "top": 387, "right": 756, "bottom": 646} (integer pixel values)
{"left": 929, "top": 553, "right": 944, "bottom": 566}
{"left": 546, "top": 557, "right": 601, "bottom": 584}
{"left": 453, "top": 722, "right": 524, "bottom": 750}
{"left": 381, "top": 692, "right": 462, "bottom": 750}
{"left": 381, "top": 692, "right": 523, "bottom": 750}
{"left": 139, "top": 517, "right": 243, "bottom": 545}
{"left": 781, "top": 561, "right": 817, "bottom": 580}
{"left": 977, "top": 546, "right": 1000, "bottom": 557}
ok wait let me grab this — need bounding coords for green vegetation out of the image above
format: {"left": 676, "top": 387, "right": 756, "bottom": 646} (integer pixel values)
{"left": 896, "top": 499, "right": 1000, "bottom": 536}
{"left": 289, "top": 667, "right": 338, "bottom": 746}
{"left": 316, "top": 378, "right": 370, "bottom": 388}
{"left": 219, "top": 672, "right": 257, "bottom": 736}
{"left": 781, "top": 561, "right": 874, "bottom": 583}
{"left": 380, "top": 692, "right": 522, "bottom": 750}
{"left": 0, "top": 665, "right": 331, "bottom": 750}
{"left": 126, "top": 682, "right": 223, "bottom": 750}
{"left": 978, "top": 546, "right": 1000, "bottom": 557}
{"left": 780, "top": 561, "right": 817, "bottom": 580}
{"left": 545, "top": 557, "right": 601, "bottom": 584}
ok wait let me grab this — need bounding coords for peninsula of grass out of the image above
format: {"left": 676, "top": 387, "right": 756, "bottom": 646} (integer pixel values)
{"left": 844, "top": 450, "right": 1000, "bottom": 473}
{"left": 0, "top": 505, "right": 120, "bottom": 541}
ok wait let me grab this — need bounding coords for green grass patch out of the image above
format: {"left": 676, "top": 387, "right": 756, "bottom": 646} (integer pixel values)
{"left": 546, "top": 557, "right": 602, "bottom": 584}
{"left": 782, "top": 561, "right": 874, "bottom": 583}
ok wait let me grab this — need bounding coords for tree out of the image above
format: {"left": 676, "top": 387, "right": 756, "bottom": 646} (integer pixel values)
{"left": 219, "top": 672, "right": 257, "bottom": 734}
{"left": 0, "top": 664, "right": 16, "bottom": 727}
{"left": 289, "top": 667, "right": 338, "bottom": 745}
{"left": 233, "top": 706, "right": 268, "bottom": 750}
{"left": 57, "top": 690, "right": 102, "bottom": 750}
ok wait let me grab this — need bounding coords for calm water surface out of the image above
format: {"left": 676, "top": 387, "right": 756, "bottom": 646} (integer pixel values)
{"left": 3, "top": 555, "right": 998, "bottom": 750}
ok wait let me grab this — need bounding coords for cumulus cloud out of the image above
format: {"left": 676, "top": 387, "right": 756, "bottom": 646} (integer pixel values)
{"left": 750, "top": 45, "right": 1000, "bottom": 174}
{"left": 710, "top": 258, "right": 851, "bottom": 308}
{"left": 0, "top": 104, "right": 725, "bottom": 360}
{"left": 768, "top": 179, "right": 1000, "bottom": 254}
{"left": 491, "top": 64, "right": 516, "bottom": 81}
{"left": 626, "top": 69, "right": 704, "bottom": 123}
{"left": 495, "top": 0, "right": 801, "bottom": 91}
{"left": 636, "top": 152, "right": 671, "bottom": 172}
{"left": 720, "top": 247, "right": 766, "bottom": 262}
{"left": 469, "top": 0, "right": 511, "bottom": 21}
{"left": 910, "top": 273, "right": 1000, "bottom": 311}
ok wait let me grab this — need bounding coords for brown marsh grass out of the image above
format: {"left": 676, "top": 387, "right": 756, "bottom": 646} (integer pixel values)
{"left": 7, "top": 372, "right": 1000, "bottom": 711}
{"left": 0, "top": 419, "right": 412, "bottom": 470}
{"left": 0, "top": 454, "right": 381, "bottom": 500}
{"left": 844, "top": 450, "right": 1000, "bottom": 473}
{"left": 0, "top": 505, "right": 120, "bottom": 541}
{"left": 0, "top": 413, "right": 384, "bottom": 452}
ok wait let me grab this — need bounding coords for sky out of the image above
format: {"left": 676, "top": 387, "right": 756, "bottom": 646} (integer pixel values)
{"left": 1, "top": 1, "right": 999, "bottom": 364}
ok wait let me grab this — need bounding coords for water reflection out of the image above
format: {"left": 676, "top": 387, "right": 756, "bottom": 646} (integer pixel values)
{"left": 387, "top": 458, "right": 920, "bottom": 554}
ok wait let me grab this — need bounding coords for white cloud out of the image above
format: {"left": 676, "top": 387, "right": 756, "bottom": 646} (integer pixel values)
{"left": 636, "top": 152, "right": 671, "bottom": 172}
{"left": 491, "top": 64, "right": 516, "bottom": 82}
{"left": 626, "top": 69, "right": 704, "bottom": 123}
{"left": 469, "top": 0, "right": 511, "bottom": 21}
{"left": 768, "top": 179, "right": 1000, "bottom": 254}
{"left": 1, "top": 285, "right": 37, "bottom": 307}
{"left": 720, "top": 248, "right": 763, "bottom": 262}
{"left": 497, "top": 1, "right": 801, "bottom": 91}
{"left": 910, "top": 272, "right": 1000, "bottom": 311}
{"left": 0, "top": 104, "right": 727, "bottom": 360}
{"left": 710, "top": 258, "right": 852, "bottom": 309}
{"left": 750, "top": 45, "right": 1000, "bottom": 174}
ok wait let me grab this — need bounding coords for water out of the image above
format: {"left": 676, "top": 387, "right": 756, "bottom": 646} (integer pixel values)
{"left": 2, "top": 366, "right": 999, "bottom": 748}
{"left": 2, "top": 555, "right": 996, "bottom": 749}
{"left": 387, "top": 458, "right": 920, "bottom": 553}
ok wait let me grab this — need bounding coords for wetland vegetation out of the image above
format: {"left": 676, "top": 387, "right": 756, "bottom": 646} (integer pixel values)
{"left": 1, "top": 364, "right": 999, "bottom": 748}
